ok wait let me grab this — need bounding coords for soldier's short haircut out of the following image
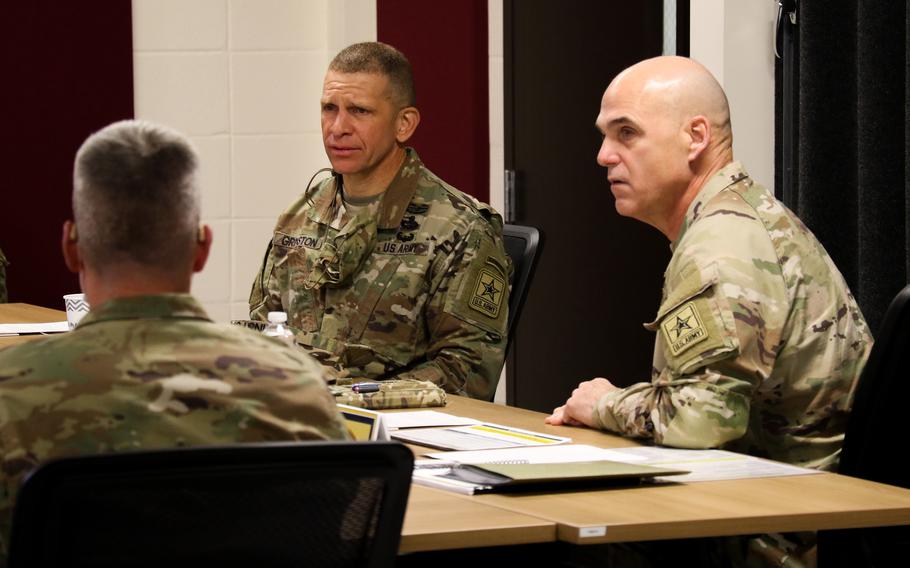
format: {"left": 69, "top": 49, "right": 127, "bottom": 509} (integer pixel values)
{"left": 73, "top": 120, "right": 199, "bottom": 272}
{"left": 329, "top": 42, "right": 416, "bottom": 107}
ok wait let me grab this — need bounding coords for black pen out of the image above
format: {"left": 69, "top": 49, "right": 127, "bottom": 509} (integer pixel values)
{"left": 352, "top": 382, "right": 381, "bottom": 393}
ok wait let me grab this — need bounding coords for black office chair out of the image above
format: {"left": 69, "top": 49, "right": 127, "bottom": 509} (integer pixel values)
{"left": 8, "top": 441, "right": 413, "bottom": 568}
{"left": 817, "top": 284, "right": 910, "bottom": 567}
{"left": 502, "top": 224, "right": 543, "bottom": 350}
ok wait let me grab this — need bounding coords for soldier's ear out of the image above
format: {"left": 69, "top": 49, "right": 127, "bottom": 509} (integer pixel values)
{"left": 395, "top": 106, "right": 420, "bottom": 144}
{"left": 686, "top": 115, "right": 711, "bottom": 163}
{"left": 61, "top": 220, "right": 82, "bottom": 273}
{"left": 192, "top": 224, "right": 212, "bottom": 273}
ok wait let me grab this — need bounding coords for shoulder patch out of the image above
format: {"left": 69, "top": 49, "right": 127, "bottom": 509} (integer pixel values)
{"left": 469, "top": 265, "right": 506, "bottom": 318}
{"left": 661, "top": 301, "right": 708, "bottom": 356}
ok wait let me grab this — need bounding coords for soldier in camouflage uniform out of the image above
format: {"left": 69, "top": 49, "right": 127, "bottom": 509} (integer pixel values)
{"left": 547, "top": 55, "right": 871, "bottom": 567}
{"left": 0, "top": 247, "right": 7, "bottom": 303}
{"left": 0, "top": 120, "right": 348, "bottom": 559}
{"left": 547, "top": 55, "right": 870, "bottom": 470}
{"left": 250, "top": 43, "right": 511, "bottom": 401}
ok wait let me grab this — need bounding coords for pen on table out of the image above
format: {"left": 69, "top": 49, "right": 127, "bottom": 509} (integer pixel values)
{"left": 352, "top": 382, "right": 381, "bottom": 393}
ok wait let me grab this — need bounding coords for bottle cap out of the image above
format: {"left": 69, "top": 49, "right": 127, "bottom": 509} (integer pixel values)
{"left": 267, "top": 311, "right": 288, "bottom": 324}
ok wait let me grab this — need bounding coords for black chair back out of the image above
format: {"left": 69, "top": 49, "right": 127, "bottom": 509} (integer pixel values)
{"left": 9, "top": 441, "right": 413, "bottom": 568}
{"left": 839, "top": 284, "right": 910, "bottom": 480}
{"left": 502, "top": 224, "right": 543, "bottom": 347}
{"left": 818, "top": 284, "right": 910, "bottom": 567}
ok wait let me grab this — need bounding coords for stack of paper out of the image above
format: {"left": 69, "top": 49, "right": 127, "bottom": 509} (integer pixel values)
{"left": 391, "top": 422, "right": 571, "bottom": 451}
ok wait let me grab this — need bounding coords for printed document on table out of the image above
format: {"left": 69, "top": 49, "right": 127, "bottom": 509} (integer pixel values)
{"left": 424, "top": 444, "right": 649, "bottom": 465}
{"left": 606, "top": 447, "right": 822, "bottom": 482}
{"left": 391, "top": 423, "right": 570, "bottom": 451}
{"left": 381, "top": 411, "right": 480, "bottom": 430}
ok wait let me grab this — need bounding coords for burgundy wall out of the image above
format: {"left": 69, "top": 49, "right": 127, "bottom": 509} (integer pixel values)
{"left": 0, "top": 1, "right": 133, "bottom": 308}
{"left": 377, "top": 0, "right": 490, "bottom": 202}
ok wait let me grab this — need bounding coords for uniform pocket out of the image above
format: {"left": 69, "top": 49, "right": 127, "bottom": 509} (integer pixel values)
{"left": 285, "top": 246, "right": 325, "bottom": 333}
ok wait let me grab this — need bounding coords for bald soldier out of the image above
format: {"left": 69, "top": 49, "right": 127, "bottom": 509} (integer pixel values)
{"left": 249, "top": 42, "right": 511, "bottom": 400}
{"left": 547, "top": 56, "right": 871, "bottom": 472}
{"left": 0, "top": 120, "right": 348, "bottom": 557}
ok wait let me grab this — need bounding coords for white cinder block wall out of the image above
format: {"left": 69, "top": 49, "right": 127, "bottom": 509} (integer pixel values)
{"left": 132, "top": 0, "right": 377, "bottom": 322}
{"left": 488, "top": 0, "right": 507, "bottom": 404}
{"left": 488, "top": 0, "right": 505, "bottom": 218}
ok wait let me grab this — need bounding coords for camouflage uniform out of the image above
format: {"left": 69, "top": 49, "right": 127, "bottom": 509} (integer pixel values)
{"left": 0, "top": 247, "right": 7, "bottom": 303}
{"left": 593, "top": 162, "right": 871, "bottom": 471}
{"left": 0, "top": 293, "right": 348, "bottom": 557}
{"left": 250, "top": 148, "right": 511, "bottom": 401}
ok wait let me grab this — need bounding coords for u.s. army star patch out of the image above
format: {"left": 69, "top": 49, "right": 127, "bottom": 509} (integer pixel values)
{"left": 661, "top": 301, "right": 708, "bottom": 356}
{"left": 470, "top": 269, "right": 505, "bottom": 318}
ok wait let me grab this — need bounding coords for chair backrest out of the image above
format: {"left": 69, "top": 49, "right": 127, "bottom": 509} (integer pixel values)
{"left": 839, "top": 283, "right": 910, "bottom": 482}
{"left": 501, "top": 224, "right": 543, "bottom": 345}
{"left": 818, "top": 284, "right": 910, "bottom": 567}
{"left": 8, "top": 441, "right": 413, "bottom": 568}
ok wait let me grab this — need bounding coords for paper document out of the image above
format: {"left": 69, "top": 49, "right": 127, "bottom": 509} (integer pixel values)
{"left": 0, "top": 321, "right": 69, "bottom": 336}
{"left": 381, "top": 410, "right": 480, "bottom": 430}
{"left": 391, "top": 423, "right": 570, "bottom": 451}
{"left": 606, "top": 447, "right": 822, "bottom": 483}
{"left": 412, "top": 463, "right": 483, "bottom": 495}
{"left": 425, "top": 444, "right": 648, "bottom": 465}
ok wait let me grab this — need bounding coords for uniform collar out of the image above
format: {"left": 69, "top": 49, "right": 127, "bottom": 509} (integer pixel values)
{"left": 77, "top": 293, "right": 211, "bottom": 329}
{"left": 673, "top": 161, "right": 750, "bottom": 249}
{"left": 307, "top": 147, "right": 424, "bottom": 230}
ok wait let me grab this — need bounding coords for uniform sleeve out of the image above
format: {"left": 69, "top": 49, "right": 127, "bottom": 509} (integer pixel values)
{"left": 264, "top": 352, "right": 351, "bottom": 441}
{"left": 249, "top": 238, "right": 285, "bottom": 321}
{"left": 592, "top": 260, "right": 777, "bottom": 449}
{"left": 385, "top": 221, "right": 512, "bottom": 401}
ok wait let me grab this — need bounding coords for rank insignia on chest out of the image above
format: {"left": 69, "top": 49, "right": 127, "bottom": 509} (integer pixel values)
{"left": 661, "top": 301, "right": 708, "bottom": 356}
{"left": 470, "top": 269, "right": 505, "bottom": 318}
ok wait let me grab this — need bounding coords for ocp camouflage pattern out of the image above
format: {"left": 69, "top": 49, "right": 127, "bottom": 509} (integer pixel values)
{"left": 331, "top": 378, "right": 447, "bottom": 409}
{"left": 250, "top": 148, "right": 511, "bottom": 401}
{"left": 593, "top": 162, "right": 871, "bottom": 470}
{"left": 0, "top": 293, "right": 349, "bottom": 557}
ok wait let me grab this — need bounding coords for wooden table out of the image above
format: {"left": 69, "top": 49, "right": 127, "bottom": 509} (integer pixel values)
{"left": 409, "top": 397, "right": 910, "bottom": 546}
{"left": 0, "top": 302, "right": 67, "bottom": 348}
{"left": 400, "top": 485, "right": 555, "bottom": 553}
{"left": 6, "top": 304, "right": 910, "bottom": 551}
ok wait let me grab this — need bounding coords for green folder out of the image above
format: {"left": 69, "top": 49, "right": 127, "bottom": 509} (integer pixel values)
{"left": 441, "top": 460, "right": 688, "bottom": 492}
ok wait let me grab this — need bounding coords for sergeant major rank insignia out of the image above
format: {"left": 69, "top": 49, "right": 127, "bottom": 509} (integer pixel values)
{"left": 470, "top": 268, "right": 505, "bottom": 318}
{"left": 661, "top": 301, "right": 708, "bottom": 356}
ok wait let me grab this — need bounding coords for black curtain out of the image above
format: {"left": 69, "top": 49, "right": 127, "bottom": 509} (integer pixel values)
{"left": 775, "top": 0, "right": 910, "bottom": 335}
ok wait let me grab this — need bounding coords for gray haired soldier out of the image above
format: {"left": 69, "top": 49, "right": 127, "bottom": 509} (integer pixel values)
{"left": 546, "top": 57, "right": 871, "bottom": 566}
{"left": 0, "top": 120, "right": 348, "bottom": 558}
{"left": 249, "top": 42, "right": 511, "bottom": 401}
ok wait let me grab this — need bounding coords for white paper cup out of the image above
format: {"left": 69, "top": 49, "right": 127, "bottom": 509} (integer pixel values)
{"left": 63, "top": 293, "right": 90, "bottom": 330}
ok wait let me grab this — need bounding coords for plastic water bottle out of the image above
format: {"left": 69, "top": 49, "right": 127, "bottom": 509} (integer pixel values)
{"left": 262, "top": 311, "right": 296, "bottom": 345}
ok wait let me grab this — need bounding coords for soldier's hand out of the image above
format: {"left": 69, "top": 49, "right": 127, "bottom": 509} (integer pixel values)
{"left": 560, "top": 377, "right": 618, "bottom": 428}
{"left": 545, "top": 405, "right": 585, "bottom": 426}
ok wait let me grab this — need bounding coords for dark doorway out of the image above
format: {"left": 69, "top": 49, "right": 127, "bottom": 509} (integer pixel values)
{"left": 504, "top": 1, "right": 676, "bottom": 412}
